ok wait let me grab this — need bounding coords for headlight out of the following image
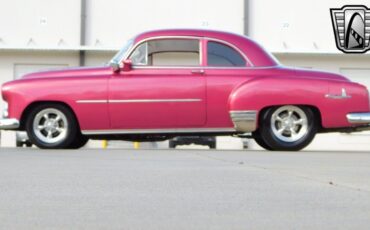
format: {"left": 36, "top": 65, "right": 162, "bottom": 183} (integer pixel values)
{"left": 2, "top": 102, "right": 8, "bottom": 118}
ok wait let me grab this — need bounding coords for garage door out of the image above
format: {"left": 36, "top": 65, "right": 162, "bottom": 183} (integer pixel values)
{"left": 13, "top": 64, "right": 67, "bottom": 79}
{"left": 340, "top": 68, "right": 370, "bottom": 89}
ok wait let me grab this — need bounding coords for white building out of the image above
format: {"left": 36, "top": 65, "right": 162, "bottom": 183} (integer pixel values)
{"left": 1, "top": 0, "right": 370, "bottom": 150}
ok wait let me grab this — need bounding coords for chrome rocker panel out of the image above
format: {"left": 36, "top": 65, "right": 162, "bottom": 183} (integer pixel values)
{"left": 82, "top": 128, "right": 236, "bottom": 135}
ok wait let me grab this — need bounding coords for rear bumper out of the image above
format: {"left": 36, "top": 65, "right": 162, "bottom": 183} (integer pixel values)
{"left": 0, "top": 118, "right": 20, "bottom": 130}
{"left": 347, "top": 112, "right": 370, "bottom": 124}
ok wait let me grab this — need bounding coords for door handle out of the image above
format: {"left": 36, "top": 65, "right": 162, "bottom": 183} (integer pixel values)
{"left": 191, "top": 69, "right": 205, "bottom": 75}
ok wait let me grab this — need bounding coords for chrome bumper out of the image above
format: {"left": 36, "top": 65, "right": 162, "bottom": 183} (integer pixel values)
{"left": 0, "top": 118, "right": 20, "bottom": 130}
{"left": 347, "top": 112, "right": 370, "bottom": 124}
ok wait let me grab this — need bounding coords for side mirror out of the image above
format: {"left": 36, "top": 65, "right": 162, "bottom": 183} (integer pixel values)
{"left": 110, "top": 61, "right": 120, "bottom": 72}
{"left": 122, "top": 60, "right": 132, "bottom": 72}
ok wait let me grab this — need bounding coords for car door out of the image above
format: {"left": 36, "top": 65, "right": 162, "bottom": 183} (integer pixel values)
{"left": 108, "top": 38, "right": 206, "bottom": 129}
{"left": 202, "top": 39, "right": 252, "bottom": 128}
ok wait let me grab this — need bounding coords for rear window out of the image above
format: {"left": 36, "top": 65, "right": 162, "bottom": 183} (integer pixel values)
{"left": 207, "top": 41, "right": 246, "bottom": 67}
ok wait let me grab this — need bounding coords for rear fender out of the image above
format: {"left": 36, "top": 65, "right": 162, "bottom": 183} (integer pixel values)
{"left": 228, "top": 77, "right": 328, "bottom": 132}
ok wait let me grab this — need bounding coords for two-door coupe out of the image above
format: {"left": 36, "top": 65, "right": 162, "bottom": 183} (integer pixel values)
{"left": 1, "top": 29, "right": 370, "bottom": 150}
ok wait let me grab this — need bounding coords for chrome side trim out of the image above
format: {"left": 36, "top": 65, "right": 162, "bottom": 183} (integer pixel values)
{"left": 109, "top": 99, "right": 202, "bottom": 103}
{"left": 229, "top": 110, "right": 258, "bottom": 132}
{"left": 347, "top": 112, "right": 370, "bottom": 124}
{"left": 76, "top": 100, "right": 108, "bottom": 104}
{"left": 81, "top": 127, "right": 236, "bottom": 135}
{"left": 325, "top": 88, "right": 352, "bottom": 99}
{"left": 76, "top": 99, "right": 202, "bottom": 104}
{"left": 0, "top": 118, "right": 20, "bottom": 130}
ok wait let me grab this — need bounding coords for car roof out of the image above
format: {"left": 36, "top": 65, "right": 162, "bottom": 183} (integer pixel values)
{"left": 134, "top": 29, "right": 279, "bottom": 67}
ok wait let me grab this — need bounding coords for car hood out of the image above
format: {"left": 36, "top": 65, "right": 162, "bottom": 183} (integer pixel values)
{"left": 21, "top": 66, "right": 112, "bottom": 79}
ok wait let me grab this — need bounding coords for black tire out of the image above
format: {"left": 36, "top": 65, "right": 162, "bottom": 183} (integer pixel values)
{"left": 209, "top": 143, "right": 216, "bottom": 149}
{"left": 67, "top": 134, "right": 89, "bottom": 149}
{"left": 256, "top": 105, "right": 318, "bottom": 151}
{"left": 252, "top": 132, "right": 273, "bottom": 150}
{"left": 25, "top": 104, "right": 79, "bottom": 149}
{"left": 25, "top": 141, "right": 33, "bottom": 147}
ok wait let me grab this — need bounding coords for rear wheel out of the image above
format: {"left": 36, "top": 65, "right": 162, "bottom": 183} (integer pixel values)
{"left": 255, "top": 105, "right": 317, "bottom": 151}
{"left": 252, "top": 133, "right": 273, "bottom": 150}
{"left": 26, "top": 104, "right": 79, "bottom": 149}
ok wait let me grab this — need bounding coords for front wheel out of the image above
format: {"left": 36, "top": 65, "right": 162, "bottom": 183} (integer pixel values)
{"left": 254, "top": 105, "right": 318, "bottom": 151}
{"left": 25, "top": 141, "right": 33, "bottom": 147}
{"left": 67, "top": 135, "right": 89, "bottom": 149}
{"left": 26, "top": 104, "right": 79, "bottom": 149}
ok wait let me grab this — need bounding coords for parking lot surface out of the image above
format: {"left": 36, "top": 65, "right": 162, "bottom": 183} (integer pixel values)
{"left": 0, "top": 148, "right": 369, "bottom": 230}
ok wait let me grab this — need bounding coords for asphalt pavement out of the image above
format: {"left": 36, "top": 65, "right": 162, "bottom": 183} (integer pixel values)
{"left": 0, "top": 148, "right": 369, "bottom": 230}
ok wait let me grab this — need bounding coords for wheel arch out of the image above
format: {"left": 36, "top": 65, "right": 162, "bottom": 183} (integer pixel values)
{"left": 19, "top": 101, "right": 81, "bottom": 131}
{"left": 257, "top": 104, "right": 323, "bottom": 131}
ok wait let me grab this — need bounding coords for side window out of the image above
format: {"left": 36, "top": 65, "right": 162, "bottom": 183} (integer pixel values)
{"left": 130, "top": 39, "right": 200, "bottom": 66}
{"left": 207, "top": 41, "right": 246, "bottom": 67}
{"left": 130, "top": 42, "right": 148, "bottom": 65}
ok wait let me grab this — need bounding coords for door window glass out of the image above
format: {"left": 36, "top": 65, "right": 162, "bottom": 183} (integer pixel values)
{"left": 130, "top": 42, "right": 148, "bottom": 66}
{"left": 130, "top": 39, "right": 200, "bottom": 66}
{"left": 207, "top": 41, "right": 246, "bottom": 67}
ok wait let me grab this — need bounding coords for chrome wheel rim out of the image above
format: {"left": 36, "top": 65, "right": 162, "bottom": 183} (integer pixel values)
{"left": 33, "top": 108, "right": 68, "bottom": 144}
{"left": 270, "top": 106, "right": 308, "bottom": 142}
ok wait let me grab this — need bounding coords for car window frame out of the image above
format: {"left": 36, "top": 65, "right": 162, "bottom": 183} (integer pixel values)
{"left": 123, "top": 36, "right": 254, "bottom": 69}
{"left": 127, "top": 37, "right": 203, "bottom": 68}
{"left": 205, "top": 40, "right": 248, "bottom": 67}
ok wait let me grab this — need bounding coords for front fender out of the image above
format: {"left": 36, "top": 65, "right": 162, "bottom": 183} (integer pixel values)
{"left": 2, "top": 77, "right": 109, "bottom": 131}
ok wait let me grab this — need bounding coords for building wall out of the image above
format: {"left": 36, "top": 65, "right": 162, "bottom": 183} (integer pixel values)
{"left": 84, "top": 51, "right": 115, "bottom": 66}
{"left": 86, "top": 0, "right": 244, "bottom": 48}
{"left": 0, "top": 0, "right": 81, "bottom": 48}
{"left": 249, "top": 0, "right": 370, "bottom": 53}
{"left": 276, "top": 54, "right": 370, "bottom": 85}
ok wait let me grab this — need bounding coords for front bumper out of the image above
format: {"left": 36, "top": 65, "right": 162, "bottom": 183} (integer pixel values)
{"left": 347, "top": 112, "right": 370, "bottom": 124}
{"left": 0, "top": 118, "right": 20, "bottom": 130}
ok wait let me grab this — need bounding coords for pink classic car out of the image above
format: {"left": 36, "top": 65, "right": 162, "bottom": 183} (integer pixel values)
{"left": 1, "top": 29, "right": 370, "bottom": 150}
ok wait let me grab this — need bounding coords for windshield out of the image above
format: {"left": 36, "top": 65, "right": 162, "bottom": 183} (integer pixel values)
{"left": 110, "top": 38, "right": 134, "bottom": 63}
